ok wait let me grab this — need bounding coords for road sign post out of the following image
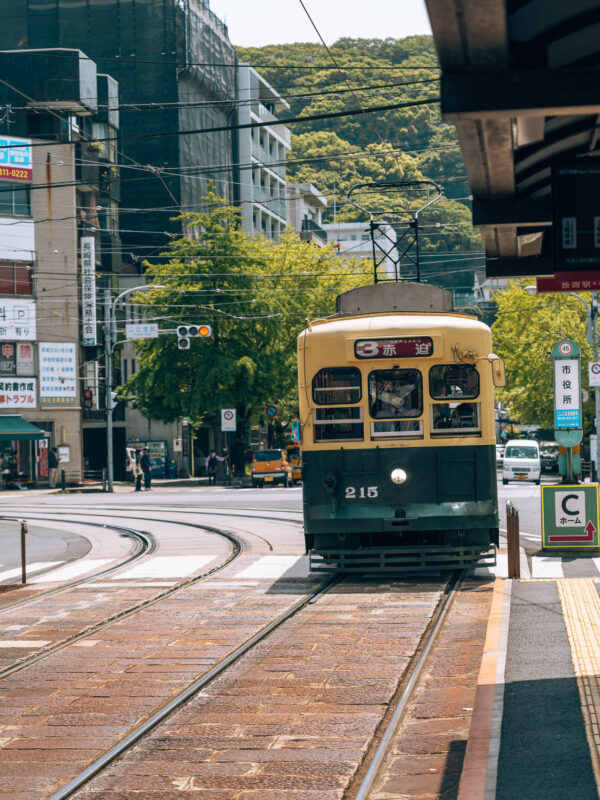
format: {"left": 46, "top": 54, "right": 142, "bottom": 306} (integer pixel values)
{"left": 542, "top": 484, "right": 600, "bottom": 549}
{"left": 552, "top": 339, "right": 583, "bottom": 481}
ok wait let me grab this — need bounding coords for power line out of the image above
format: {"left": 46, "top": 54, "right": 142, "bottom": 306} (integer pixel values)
{"left": 0, "top": 47, "right": 439, "bottom": 71}
{"left": 0, "top": 96, "right": 440, "bottom": 151}
{"left": 6, "top": 77, "right": 439, "bottom": 113}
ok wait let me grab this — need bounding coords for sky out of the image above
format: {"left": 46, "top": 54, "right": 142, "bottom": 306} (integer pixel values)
{"left": 209, "top": 0, "right": 432, "bottom": 48}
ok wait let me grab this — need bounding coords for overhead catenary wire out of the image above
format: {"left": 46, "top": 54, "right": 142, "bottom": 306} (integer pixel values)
{"left": 0, "top": 95, "right": 441, "bottom": 151}
{"left": 5, "top": 77, "right": 440, "bottom": 113}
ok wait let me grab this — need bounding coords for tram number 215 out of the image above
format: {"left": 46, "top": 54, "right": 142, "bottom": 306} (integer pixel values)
{"left": 345, "top": 486, "right": 378, "bottom": 499}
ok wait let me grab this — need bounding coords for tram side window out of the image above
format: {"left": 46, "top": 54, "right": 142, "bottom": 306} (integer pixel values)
{"left": 368, "top": 368, "right": 422, "bottom": 419}
{"left": 429, "top": 365, "right": 479, "bottom": 400}
{"left": 430, "top": 364, "right": 481, "bottom": 434}
{"left": 313, "top": 406, "right": 364, "bottom": 441}
{"left": 312, "top": 367, "right": 361, "bottom": 405}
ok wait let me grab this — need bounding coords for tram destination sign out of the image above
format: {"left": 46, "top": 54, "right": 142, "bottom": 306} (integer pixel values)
{"left": 355, "top": 336, "right": 433, "bottom": 359}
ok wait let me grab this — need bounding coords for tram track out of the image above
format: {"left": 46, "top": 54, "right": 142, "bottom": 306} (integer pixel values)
{"left": 0, "top": 516, "right": 244, "bottom": 678}
{"left": 348, "top": 570, "right": 464, "bottom": 800}
{"left": 0, "top": 515, "right": 157, "bottom": 612}
{"left": 40, "top": 574, "right": 456, "bottom": 799}
{"left": 47, "top": 576, "right": 340, "bottom": 800}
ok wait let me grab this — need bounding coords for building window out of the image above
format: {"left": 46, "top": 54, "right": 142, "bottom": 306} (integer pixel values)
{"left": 0, "top": 183, "right": 31, "bottom": 216}
{"left": 0, "top": 262, "right": 32, "bottom": 295}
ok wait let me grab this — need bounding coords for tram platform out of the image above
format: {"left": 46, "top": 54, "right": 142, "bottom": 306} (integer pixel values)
{"left": 458, "top": 572, "right": 600, "bottom": 800}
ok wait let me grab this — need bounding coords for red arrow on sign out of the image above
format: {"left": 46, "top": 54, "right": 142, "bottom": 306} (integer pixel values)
{"left": 549, "top": 520, "right": 596, "bottom": 543}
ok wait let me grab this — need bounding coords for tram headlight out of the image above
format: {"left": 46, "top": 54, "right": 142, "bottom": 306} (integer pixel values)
{"left": 390, "top": 468, "right": 407, "bottom": 485}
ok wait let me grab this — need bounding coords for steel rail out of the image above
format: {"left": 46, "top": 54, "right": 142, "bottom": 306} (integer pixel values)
{"left": 48, "top": 573, "right": 341, "bottom": 800}
{"left": 0, "top": 516, "right": 156, "bottom": 612}
{"left": 352, "top": 571, "right": 464, "bottom": 800}
{"left": 0, "top": 505, "right": 304, "bottom": 554}
{"left": 0, "top": 520, "right": 244, "bottom": 679}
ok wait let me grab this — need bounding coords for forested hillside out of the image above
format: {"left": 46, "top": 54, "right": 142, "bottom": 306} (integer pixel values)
{"left": 238, "top": 37, "right": 482, "bottom": 292}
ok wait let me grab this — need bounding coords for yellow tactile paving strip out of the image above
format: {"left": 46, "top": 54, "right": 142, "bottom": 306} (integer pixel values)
{"left": 557, "top": 578, "right": 600, "bottom": 795}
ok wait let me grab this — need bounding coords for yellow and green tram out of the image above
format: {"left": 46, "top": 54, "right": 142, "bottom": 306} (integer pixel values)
{"left": 297, "top": 293, "right": 505, "bottom": 571}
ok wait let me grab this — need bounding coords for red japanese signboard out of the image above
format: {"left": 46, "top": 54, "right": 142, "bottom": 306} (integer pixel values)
{"left": 537, "top": 272, "right": 600, "bottom": 293}
{"left": 355, "top": 337, "right": 434, "bottom": 359}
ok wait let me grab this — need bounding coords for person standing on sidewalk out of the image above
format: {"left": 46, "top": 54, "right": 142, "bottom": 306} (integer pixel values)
{"left": 140, "top": 448, "right": 152, "bottom": 491}
{"left": 48, "top": 447, "right": 59, "bottom": 488}
{"left": 206, "top": 450, "right": 218, "bottom": 486}
{"left": 134, "top": 450, "right": 143, "bottom": 492}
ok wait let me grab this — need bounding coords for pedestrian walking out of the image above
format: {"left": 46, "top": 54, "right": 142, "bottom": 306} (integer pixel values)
{"left": 206, "top": 450, "right": 218, "bottom": 486}
{"left": 49, "top": 447, "right": 59, "bottom": 488}
{"left": 134, "top": 450, "right": 143, "bottom": 492}
{"left": 140, "top": 447, "right": 152, "bottom": 491}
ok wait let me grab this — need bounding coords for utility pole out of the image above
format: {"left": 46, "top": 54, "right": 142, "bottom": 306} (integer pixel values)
{"left": 104, "top": 289, "right": 114, "bottom": 493}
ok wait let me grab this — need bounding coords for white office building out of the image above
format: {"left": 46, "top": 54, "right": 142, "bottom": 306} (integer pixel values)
{"left": 237, "top": 64, "right": 291, "bottom": 239}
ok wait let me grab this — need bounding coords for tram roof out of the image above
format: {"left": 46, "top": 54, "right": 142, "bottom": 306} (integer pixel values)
{"left": 304, "top": 312, "right": 490, "bottom": 338}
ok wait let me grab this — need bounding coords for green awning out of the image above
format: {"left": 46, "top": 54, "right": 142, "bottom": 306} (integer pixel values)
{"left": 0, "top": 416, "right": 45, "bottom": 441}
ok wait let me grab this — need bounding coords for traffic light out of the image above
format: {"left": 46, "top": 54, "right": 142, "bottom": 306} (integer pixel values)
{"left": 109, "top": 391, "right": 118, "bottom": 409}
{"left": 83, "top": 389, "right": 93, "bottom": 409}
{"left": 177, "top": 324, "right": 212, "bottom": 350}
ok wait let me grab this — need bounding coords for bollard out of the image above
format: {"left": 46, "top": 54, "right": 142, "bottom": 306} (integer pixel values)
{"left": 61, "top": 468, "right": 66, "bottom": 491}
{"left": 20, "top": 520, "right": 28, "bottom": 584}
{"left": 506, "top": 500, "right": 520, "bottom": 579}
{"left": 102, "top": 468, "right": 107, "bottom": 492}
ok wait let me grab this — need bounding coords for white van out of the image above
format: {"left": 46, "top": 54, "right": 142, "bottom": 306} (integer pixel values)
{"left": 502, "top": 439, "right": 541, "bottom": 485}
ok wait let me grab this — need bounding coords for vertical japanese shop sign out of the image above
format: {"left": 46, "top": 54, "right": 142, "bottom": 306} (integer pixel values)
{"left": 0, "top": 343, "right": 16, "bottom": 376}
{"left": 80, "top": 236, "right": 97, "bottom": 346}
{"left": 39, "top": 342, "right": 77, "bottom": 405}
{"left": 16, "top": 342, "right": 34, "bottom": 375}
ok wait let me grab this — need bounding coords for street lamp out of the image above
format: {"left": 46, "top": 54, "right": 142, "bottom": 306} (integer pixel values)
{"left": 525, "top": 285, "right": 600, "bottom": 480}
{"left": 103, "top": 284, "right": 165, "bottom": 492}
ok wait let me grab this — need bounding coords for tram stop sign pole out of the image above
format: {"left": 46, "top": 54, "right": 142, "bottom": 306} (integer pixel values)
{"left": 552, "top": 339, "right": 583, "bottom": 482}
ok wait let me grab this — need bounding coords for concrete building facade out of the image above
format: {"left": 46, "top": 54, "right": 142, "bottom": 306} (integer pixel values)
{"left": 0, "top": 49, "right": 122, "bottom": 484}
{"left": 286, "top": 184, "right": 327, "bottom": 246}
{"left": 237, "top": 64, "right": 290, "bottom": 239}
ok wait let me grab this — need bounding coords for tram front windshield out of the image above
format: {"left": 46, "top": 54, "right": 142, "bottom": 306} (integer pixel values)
{"left": 369, "top": 369, "right": 422, "bottom": 418}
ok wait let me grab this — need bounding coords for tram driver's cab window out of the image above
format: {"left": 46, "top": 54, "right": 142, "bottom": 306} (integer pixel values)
{"left": 368, "top": 368, "right": 423, "bottom": 437}
{"left": 312, "top": 367, "right": 363, "bottom": 441}
{"left": 429, "top": 364, "right": 481, "bottom": 434}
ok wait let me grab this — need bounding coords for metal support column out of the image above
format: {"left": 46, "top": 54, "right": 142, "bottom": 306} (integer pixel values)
{"left": 104, "top": 289, "right": 114, "bottom": 493}
{"left": 593, "top": 292, "right": 600, "bottom": 485}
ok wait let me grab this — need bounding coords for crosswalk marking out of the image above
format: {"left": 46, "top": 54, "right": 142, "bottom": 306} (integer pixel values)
{"left": 474, "top": 553, "right": 508, "bottom": 579}
{"left": 531, "top": 556, "right": 564, "bottom": 579}
{"left": 0, "top": 640, "right": 51, "bottom": 648}
{"left": 29, "top": 559, "right": 114, "bottom": 583}
{"left": 0, "top": 561, "right": 64, "bottom": 583}
{"left": 234, "top": 555, "right": 308, "bottom": 580}
{"left": 115, "top": 555, "right": 218, "bottom": 580}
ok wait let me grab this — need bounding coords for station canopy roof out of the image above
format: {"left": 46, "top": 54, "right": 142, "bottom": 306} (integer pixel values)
{"left": 0, "top": 416, "right": 45, "bottom": 441}
{"left": 425, "top": 0, "right": 600, "bottom": 277}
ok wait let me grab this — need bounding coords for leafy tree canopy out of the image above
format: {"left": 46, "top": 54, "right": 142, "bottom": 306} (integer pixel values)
{"left": 238, "top": 36, "right": 480, "bottom": 290}
{"left": 124, "top": 187, "right": 369, "bottom": 430}
{"left": 492, "top": 283, "right": 595, "bottom": 433}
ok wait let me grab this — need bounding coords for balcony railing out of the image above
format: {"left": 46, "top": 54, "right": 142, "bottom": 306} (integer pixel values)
{"left": 301, "top": 218, "right": 327, "bottom": 243}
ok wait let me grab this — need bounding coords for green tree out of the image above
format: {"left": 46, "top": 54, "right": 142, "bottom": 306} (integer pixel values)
{"left": 123, "top": 187, "right": 368, "bottom": 452}
{"left": 492, "top": 283, "right": 594, "bottom": 432}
